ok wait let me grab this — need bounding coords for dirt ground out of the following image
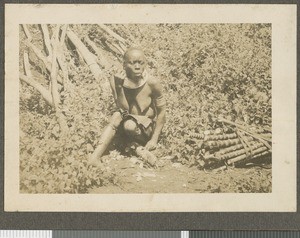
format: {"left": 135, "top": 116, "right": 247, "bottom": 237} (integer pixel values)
{"left": 89, "top": 152, "right": 272, "bottom": 194}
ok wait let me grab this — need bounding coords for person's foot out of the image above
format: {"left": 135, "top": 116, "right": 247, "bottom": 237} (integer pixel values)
{"left": 88, "top": 154, "right": 102, "bottom": 167}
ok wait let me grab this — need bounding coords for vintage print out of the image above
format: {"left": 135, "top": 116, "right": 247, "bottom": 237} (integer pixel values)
{"left": 5, "top": 4, "right": 296, "bottom": 212}
{"left": 18, "top": 23, "right": 272, "bottom": 194}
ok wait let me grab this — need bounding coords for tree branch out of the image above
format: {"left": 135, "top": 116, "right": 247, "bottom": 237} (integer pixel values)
{"left": 50, "top": 25, "right": 61, "bottom": 109}
{"left": 84, "top": 36, "right": 107, "bottom": 68}
{"left": 111, "top": 41, "right": 125, "bottom": 55}
{"left": 66, "top": 29, "right": 102, "bottom": 81}
{"left": 56, "top": 51, "right": 69, "bottom": 84}
{"left": 21, "top": 24, "right": 32, "bottom": 42}
{"left": 40, "top": 24, "right": 52, "bottom": 57}
{"left": 105, "top": 40, "right": 125, "bottom": 56}
{"left": 22, "top": 25, "right": 65, "bottom": 84}
{"left": 55, "top": 24, "right": 70, "bottom": 84}
{"left": 24, "top": 40, "right": 63, "bottom": 84}
{"left": 98, "top": 24, "right": 127, "bottom": 45}
{"left": 23, "top": 51, "right": 33, "bottom": 78}
{"left": 60, "top": 24, "right": 68, "bottom": 45}
{"left": 50, "top": 25, "right": 69, "bottom": 133}
{"left": 20, "top": 74, "right": 53, "bottom": 106}
{"left": 22, "top": 50, "right": 53, "bottom": 106}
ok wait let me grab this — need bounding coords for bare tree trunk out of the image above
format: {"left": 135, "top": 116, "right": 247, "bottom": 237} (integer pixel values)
{"left": 84, "top": 36, "right": 106, "bottom": 67}
{"left": 22, "top": 25, "right": 65, "bottom": 85}
{"left": 98, "top": 24, "right": 128, "bottom": 55}
{"left": 50, "top": 25, "right": 68, "bottom": 133}
{"left": 23, "top": 51, "right": 33, "bottom": 78}
{"left": 40, "top": 24, "right": 52, "bottom": 58}
{"left": 106, "top": 40, "right": 125, "bottom": 55}
{"left": 24, "top": 40, "right": 51, "bottom": 67}
{"left": 98, "top": 24, "right": 127, "bottom": 45}
{"left": 21, "top": 24, "right": 32, "bottom": 41}
{"left": 66, "top": 29, "right": 101, "bottom": 81}
{"left": 66, "top": 29, "right": 110, "bottom": 93}
{"left": 60, "top": 24, "right": 68, "bottom": 44}
{"left": 22, "top": 51, "right": 53, "bottom": 105}
{"left": 56, "top": 52, "right": 69, "bottom": 85}
{"left": 21, "top": 25, "right": 70, "bottom": 134}
{"left": 24, "top": 40, "right": 63, "bottom": 84}
{"left": 20, "top": 74, "right": 53, "bottom": 106}
{"left": 50, "top": 27, "right": 61, "bottom": 108}
{"left": 56, "top": 24, "right": 69, "bottom": 85}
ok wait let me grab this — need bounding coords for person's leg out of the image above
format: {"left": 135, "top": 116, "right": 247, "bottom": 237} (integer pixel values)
{"left": 89, "top": 111, "right": 123, "bottom": 165}
{"left": 123, "top": 119, "right": 141, "bottom": 137}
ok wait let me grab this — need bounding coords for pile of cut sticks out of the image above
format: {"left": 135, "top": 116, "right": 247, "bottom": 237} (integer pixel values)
{"left": 188, "top": 118, "right": 272, "bottom": 170}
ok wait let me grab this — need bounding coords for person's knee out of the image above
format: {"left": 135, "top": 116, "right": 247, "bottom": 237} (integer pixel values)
{"left": 123, "top": 119, "right": 141, "bottom": 136}
{"left": 109, "top": 111, "right": 123, "bottom": 129}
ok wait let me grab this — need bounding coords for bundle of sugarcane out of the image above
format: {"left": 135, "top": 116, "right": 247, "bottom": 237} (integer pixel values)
{"left": 188, "top": 118, "right": 272, "bottom": 170}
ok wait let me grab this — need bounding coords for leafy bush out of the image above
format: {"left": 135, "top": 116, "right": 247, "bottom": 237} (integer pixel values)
{"left": 19, "top": 24, "right": 271, "bottom": 193}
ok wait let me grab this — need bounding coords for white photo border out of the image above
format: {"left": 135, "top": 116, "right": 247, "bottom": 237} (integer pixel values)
{"left": 4, "top": 4, "right": 297, "bottom": 212}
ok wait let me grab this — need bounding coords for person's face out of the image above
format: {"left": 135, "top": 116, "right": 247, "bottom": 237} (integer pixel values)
{"left": 124, "top": 50, "right": 146, "bottom": 80}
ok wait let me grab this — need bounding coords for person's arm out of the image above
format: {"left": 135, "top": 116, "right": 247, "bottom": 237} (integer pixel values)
{"left": 109, "top": 71, "right": 126, "bottom": 107}
{"left": 146, "top": 78, "right": 166, "bottom": 150}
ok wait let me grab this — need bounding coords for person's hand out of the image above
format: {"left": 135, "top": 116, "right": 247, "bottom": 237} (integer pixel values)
{"left": 145, "top": 139, "right": 158, "bottom": 151}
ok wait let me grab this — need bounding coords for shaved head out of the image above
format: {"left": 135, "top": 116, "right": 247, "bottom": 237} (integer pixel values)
{"left": 124, "top": 47, "right": 145, "bottom": 62}
{"left": 123, "top": 47, "right": 147, "bottom": 80}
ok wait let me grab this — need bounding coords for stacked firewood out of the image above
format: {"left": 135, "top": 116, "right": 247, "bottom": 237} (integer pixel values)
{"left": 188, "top": 118, "right": 272, "bottom": 170}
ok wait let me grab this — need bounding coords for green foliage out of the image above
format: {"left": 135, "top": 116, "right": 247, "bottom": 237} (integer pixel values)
{"left": 114, "top": 24, "right": 271, "bottom": 164}
{"left": 20, "top": 133, "right": 116, "bottom": 193}
{"left": 123, "top": 24, "right": 271, "bottom": 126}
{"left": 19, "top": 70, "right": 115, "bottom": 193}
{"left": 19, "top": 24, "right": 271, "bottom": 193}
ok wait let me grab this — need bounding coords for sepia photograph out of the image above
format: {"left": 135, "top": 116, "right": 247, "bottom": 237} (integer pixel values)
{"left": 18, "top": 23, "right": 272, "bottom": 194}
{"left": 5, "top": 4, "right": 296, "bottom": 212}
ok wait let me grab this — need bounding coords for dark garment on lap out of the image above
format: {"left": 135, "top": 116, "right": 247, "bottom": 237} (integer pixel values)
{"left": 110, "top": 109, "right": 154, "bottom": 153}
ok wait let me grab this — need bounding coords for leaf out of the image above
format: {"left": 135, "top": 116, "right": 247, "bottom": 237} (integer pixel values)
{"left": 86, "top": 179, "right": 91, "bottom": 186}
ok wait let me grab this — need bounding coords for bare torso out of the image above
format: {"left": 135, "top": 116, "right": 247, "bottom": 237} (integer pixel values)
{"left": 111, "top": 76, "right": 156, "bottom": 119}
